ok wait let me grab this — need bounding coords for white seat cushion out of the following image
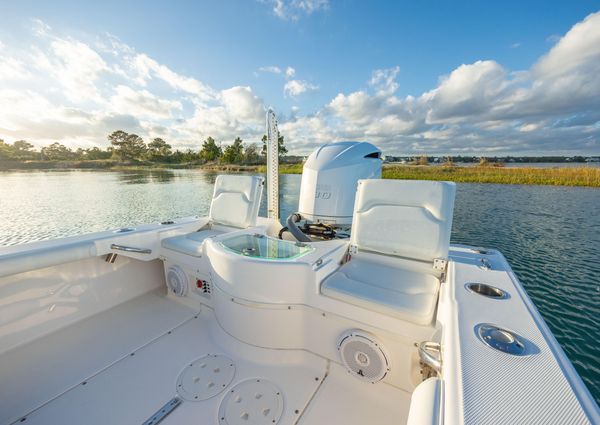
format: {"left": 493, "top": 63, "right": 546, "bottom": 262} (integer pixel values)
{"left": 352, "top": 179, "right": 455, "bottom": 263}
{"left": 161, "top": 230, "right": 223, "bottom": 257}
{"left": 210, "top": 175, "right": 264, "bottom": 228}
{"left": 321, "top": 257, "right": 440, "bottom": 326}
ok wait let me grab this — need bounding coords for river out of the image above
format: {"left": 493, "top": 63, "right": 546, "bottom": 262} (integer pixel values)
{"left": 0, "top": 169, "right": 598, "bottom": 404}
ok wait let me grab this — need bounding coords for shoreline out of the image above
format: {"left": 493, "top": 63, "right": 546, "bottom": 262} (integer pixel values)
{"left": 0, "top": 160, "right": 598, "bottom": 187}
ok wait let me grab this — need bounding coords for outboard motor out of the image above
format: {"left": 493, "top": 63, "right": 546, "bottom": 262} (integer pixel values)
{"left": 282, "top": 141, "right": 382, "bottom": 241}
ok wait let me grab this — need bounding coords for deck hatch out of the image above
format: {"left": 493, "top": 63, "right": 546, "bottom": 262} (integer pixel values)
{"left": 176, "top": 354, "right": 235, "bottom": 401}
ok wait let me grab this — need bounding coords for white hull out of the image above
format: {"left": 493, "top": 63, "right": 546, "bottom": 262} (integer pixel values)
{"left": 0, "top": 216, "right": 597, "bottom": 424}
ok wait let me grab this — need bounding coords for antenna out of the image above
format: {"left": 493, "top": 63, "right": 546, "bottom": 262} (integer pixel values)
{"left": 266, "top": 108, "right": 279, "bottom": 220}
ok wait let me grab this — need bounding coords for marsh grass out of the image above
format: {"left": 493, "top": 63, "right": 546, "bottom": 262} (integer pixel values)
{"left": 381, "top": 165, "right": 600, "bottom": 187}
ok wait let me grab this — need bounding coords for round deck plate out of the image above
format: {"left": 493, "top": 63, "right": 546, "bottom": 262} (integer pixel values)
{"left": 218, "top": 379, "right": 284, "bottom": 425}
{"left": 176, "top": 355, "right": 235, "bottom": 401}
{"left": 475, "top": 324, "right": 528, "bottom": 356}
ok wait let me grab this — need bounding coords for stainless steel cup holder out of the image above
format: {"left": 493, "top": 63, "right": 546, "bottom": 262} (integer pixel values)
{"left": 466, "top": 282, "right": 508, "bottom": 299}
{"left": 475, "top": 324, "right": 528, "bottom": 356}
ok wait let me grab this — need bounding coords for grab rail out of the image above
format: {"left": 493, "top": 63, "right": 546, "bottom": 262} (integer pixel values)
{"left": 110, "top": 244, "right": 152, "bottom": 254}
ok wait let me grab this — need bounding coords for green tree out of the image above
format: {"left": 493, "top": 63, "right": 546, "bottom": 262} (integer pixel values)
{"left": 11, "top": 140, "right": 37, "bottom": 160}
{"left": 222, "top": 137, "right": 244, "bottom": 164}
{"left": 243, "top": 143, "right": 260, "bottom": 164}
{"left": 108, "top": 131, "right": 147, "bottom": 160}
{"left": 261, "top": 134, "right": 288, "bottom": 158}
{"left": 83, "top": 147, "right": 112, "bottom": 160}
{"left": 41, "top": 142, "right": 75, "bottom": 160}
{"left": 0, "top": 139, "right": 12, "bottom": 160}
{"left": 199, "top": 137, "right": 222, "bottom": 162}
{"left": 147, "top": 138, "right": 172, "bottom": 161}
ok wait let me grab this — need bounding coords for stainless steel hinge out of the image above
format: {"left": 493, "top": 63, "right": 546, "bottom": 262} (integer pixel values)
{"left": 433, "top": 258, "right": 447, "bottom": 271}
{"left": 348, "top": 244, "right": 358, "bottom": 255}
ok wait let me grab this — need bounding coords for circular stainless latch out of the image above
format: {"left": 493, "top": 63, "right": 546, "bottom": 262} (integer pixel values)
{"left": 475, "top": 324, "right": 528, "bottom": 356}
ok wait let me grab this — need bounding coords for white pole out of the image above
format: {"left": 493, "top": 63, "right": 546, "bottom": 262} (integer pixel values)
{"left": 266, "top": 108, "right": 279, "bottom": 220}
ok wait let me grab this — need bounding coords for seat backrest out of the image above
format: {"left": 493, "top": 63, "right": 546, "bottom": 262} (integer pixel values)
{"left": 351, "top": 179, "right": 456, "bottom": 263}
{"left": 209, "top": 175, "right": 264, "bottom": 228}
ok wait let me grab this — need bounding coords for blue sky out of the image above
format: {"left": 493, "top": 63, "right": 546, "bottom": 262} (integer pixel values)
{"left": 0, "top": 1, "right": 599, "bottom": 155}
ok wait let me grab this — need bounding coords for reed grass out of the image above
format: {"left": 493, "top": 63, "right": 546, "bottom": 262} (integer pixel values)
{"left": 380, "top": 165, "right": 600, "bottom": 187}
{"left": 264, "top": 163, "right": 600, "bottom": 187}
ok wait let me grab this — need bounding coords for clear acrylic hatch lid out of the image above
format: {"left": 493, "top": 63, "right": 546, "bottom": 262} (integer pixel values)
{"left": 219, "top": 233, "right": 313, "bottom": 260}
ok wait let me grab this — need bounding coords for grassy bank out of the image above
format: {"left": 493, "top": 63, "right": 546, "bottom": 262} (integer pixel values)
{"left": 2, "top": 160, "right": 598, "bottom": 187}
{"left": 380, "top": 165, "right": 600, "bottom": 187}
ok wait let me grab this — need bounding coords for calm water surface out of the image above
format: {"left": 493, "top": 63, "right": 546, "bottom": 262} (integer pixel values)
{"left": 0, "top": 169, "right": 599, "bottom": 403}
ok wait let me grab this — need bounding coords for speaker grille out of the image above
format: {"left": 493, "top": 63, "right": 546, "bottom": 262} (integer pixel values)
{"left": 338, "top": 330, "right": 389, "bottom": 383}
{"left": 166, "top": 265, "right": 188, "bottom": 297}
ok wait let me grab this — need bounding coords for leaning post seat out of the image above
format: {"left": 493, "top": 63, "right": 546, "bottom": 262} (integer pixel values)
{"left": 161, "top": 175, "right": 264, "bottom": 257}
{"left": 321, "top": 179, "right": 456, "bottom": 326}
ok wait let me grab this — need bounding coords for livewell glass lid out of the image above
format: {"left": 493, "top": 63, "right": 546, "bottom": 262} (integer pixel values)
{"left": 219, "top": 233, "right": 313, "bottom": 260}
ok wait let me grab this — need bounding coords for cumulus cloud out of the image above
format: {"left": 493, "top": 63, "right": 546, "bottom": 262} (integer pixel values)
{"left": 0, "top": 22, "right": 264, "bottom": 149}
{"left": 1, "top": 12, "right": 600, "bottom": 155}
{"left": 284, "top": 79, "right": 318, "bottom": 97}
{"left": 110, "top": 85, "right": 182, "bottom": 119}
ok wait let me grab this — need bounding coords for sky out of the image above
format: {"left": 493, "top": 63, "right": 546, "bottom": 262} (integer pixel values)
{"left": 0, "top": 1, "right": 599, "bottom": 156}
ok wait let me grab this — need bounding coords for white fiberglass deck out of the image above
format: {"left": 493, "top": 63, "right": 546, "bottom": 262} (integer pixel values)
{"left": 2, "top": 290, "right": 410, "bottom": 425}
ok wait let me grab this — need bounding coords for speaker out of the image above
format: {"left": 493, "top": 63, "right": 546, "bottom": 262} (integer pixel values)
{"left": 166, "top": 265, "right": 188, "bottom": 297}
{"left": 338, "top": 330, "right": 389, "bottom": 383}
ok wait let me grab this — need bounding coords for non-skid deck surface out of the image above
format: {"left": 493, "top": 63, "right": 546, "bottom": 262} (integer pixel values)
{"left": 0, "top": 290, "right": 196, "bottom": 425}
{"left": 5, "top": 294, "right": 411, "bottom": 425}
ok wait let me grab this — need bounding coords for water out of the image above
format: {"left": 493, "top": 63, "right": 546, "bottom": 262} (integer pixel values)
{"left": 1, "top": 169, "right": 599, "bottom": 403}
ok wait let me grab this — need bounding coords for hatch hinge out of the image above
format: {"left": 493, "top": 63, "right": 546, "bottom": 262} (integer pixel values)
{"left": 433, "top": 258, "right": 448, "bottom": 281}
{"left": 433, "top": 258, "right": 447, "bottom": 271}
{"left": 348, "top": 244, "right": 358, "bottom": 255}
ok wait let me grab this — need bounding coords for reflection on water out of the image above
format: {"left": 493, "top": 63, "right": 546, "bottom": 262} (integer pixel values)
{"left": 117, "top": 170, "right": 177, "bottom": 184}
{"left": 0, "top": 169, "right": 599, "bottom": 404}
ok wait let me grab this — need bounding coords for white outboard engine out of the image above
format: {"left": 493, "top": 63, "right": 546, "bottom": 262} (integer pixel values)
{"left": 283, "top": 141, "right": 381, "bottom": 241}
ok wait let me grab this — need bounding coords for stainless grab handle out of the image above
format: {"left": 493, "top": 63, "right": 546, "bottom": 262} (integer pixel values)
{"left": 110, "top": 244, "right": 152, "bottom": 254}
{"left": 418, "top": 341, "right": 442, "bottom": 374}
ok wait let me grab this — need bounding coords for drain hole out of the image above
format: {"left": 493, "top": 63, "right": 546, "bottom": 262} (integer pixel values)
{"left": 466, "top": 282, "right": 508, "bottom": 299}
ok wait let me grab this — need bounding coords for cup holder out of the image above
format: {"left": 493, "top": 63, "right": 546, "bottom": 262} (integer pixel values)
{"left": 475, "top": 324, "right": 528, "bottom": 356}
{"left": 466, "top": 282, "right": 508, "bottom": 299}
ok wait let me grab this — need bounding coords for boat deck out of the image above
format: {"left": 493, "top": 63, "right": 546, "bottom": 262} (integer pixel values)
{"left": 1, "top": 291, "right": 411, "bottom": 425}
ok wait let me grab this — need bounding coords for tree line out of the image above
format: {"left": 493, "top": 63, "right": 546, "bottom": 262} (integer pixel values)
{"left": 0, "top": 130, "right": 288, "bottom": 165}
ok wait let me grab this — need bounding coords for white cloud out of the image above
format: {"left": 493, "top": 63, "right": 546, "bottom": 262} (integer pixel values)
{"left": 220, "top": 86, "right": 264, "bottom": 122}
{"left": 110, "top": 85, "right": 182, "bottom": 119}
{"left": 284, "top": 79, "right": 318, "bottom": 97}
{"left": 368, "top": 66, "right": 400, "bottom": 96}
{"left": 266, "top": 0, "right": 329, "bottom": 20}
{"left": 258, "top": 66, "right": 282, "bottom": 74}
{"left": 510, "top": 42, "right": 521, "bottom": 49}
{"left": 1, "top": 12, "right": 600, "bottom": 156}
{"left": 131, "top": 53, "right": 215, "bottom": 101}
